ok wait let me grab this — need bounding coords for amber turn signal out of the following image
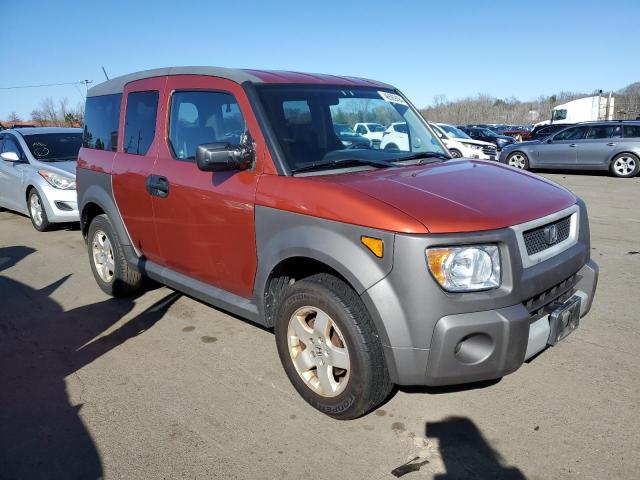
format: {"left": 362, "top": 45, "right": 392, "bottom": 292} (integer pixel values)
{"left": 361, "top": 236, "right": 384, "bottom": 258}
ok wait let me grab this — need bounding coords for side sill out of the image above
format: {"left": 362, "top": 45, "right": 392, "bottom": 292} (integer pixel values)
{"left": 138, "top": 258, "right": 260, "bottom": 324}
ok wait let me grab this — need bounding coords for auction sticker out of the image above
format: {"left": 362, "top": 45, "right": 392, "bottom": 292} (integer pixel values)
{"left": 378, "top": 91, "right": 408, "bottom": 106}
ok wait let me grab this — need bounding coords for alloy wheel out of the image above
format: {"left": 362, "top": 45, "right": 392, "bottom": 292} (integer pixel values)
{"left": 287, "top": 306, "right": 350, "bottom": 397}
{"left": 30, "top": 193, "right": 43, "bottom": 226}
{"left": 614, "top": 156, "right": 637, "bottom": 177}
{"left": 92, "top": 230, "right": 115, "bottom": 283}
{"left": 508, "top": 153, "right": 527, "bottom": 169}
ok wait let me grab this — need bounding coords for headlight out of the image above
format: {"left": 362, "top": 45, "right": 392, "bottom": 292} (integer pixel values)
{"left": 426, "top": 245, "right": 501, "bottom": 292}
{"left": 39, "top": 170, "right": 76, "bottom": 190}
{"left": 462, "top": 143, "right": 481, "bottom": 150}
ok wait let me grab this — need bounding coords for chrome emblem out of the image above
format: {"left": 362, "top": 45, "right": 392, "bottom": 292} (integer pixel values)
{"left": 543, "top": 224, "right": 559, "bottom": 245}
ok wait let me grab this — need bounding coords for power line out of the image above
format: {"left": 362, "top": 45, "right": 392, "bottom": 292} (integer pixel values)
{"left": 0, "top": 81, "right": 88, "bottom": 90}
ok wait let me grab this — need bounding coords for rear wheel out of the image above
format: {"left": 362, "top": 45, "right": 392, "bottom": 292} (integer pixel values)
{"left": 507, "top": 152, "right": 529, "bottom": 170}
{"left": 87, "top": 214, "right": 142, "bottom": 296}
{"left": 28, "top": 189, "right": 52, "bottom": 232}
{"left": 610, "top": 153, "right": 639, "bottom": 178}
{"left": 274, "top": 273, "right": 392, "bottom": 419}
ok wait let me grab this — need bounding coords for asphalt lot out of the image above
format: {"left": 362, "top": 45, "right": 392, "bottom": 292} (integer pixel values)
{"left": 1, "top": 172, "right": 639, "bottom": 480}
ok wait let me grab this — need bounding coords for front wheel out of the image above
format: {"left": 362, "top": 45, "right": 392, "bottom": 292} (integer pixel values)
{"left": 87, "top": 214, "right": 142, "bottom": 296}
{"left": 449, "top": 149, "right": 462, "bottom": 158}
{"left": 506, "top": 152, "right": 529, "bottom": 170}
{"left": 610, "top": 153, "right": 640, "bottom": 178}
{"left": 28, "top": 189, "right": 52, "bottom": 232}
{"left": 274, "top": 273, "right": 392, "bottom": 419}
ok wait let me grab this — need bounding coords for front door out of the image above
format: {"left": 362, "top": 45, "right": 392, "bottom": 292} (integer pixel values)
{"left": 0, "top": 135, "right": 29, "bottom": 212}
{"left": 537, "top": 126, "right": 588, "bottom": 166}
{"left": 150, "top": 75, "right": 266, "bottom": 298}
{"left": 111, "top": 77, "right": 165, "bottom": 262}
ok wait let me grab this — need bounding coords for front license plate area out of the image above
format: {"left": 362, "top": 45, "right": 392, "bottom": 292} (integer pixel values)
{"left": 548, "top": 295, "right": 581, "bottom": 346}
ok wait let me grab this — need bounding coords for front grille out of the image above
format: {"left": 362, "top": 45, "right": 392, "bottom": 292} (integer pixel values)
{"left": 523, "top": 273, "right": 580, "bottom": 317}
{"left": 523, "top": 215, "right": 571, "bottom": 255}
{"left": 482, "top": 145, "right": 497, "bottom": 156}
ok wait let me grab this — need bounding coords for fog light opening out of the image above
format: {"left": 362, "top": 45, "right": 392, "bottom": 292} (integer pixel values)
{"left": 454, "top": 333, "right": 494, "bottom": 365}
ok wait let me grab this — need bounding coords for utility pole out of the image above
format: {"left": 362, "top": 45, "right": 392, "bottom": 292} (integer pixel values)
{"left": 80, "top": 79, "right": 93, "bottom": 97}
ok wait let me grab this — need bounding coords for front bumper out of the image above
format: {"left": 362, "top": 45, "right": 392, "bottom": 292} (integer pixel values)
{"left": 38, "top": 183, "right": 79, "bottom": 223}
{"left": 360, "top": 200, "right": 597, "bottom": 386}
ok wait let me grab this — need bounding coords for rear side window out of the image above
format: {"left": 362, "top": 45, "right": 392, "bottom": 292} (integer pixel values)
{"left": 124, "top": 91, "right": 159, "bottom": 155}
{"left": 168, "top": 91, "right": 246, "bottom": 161}
{"left": 83, "top": 94, "right": 121, "bottom": 151}
{"left": 623, "top": 125, "right": 640, "bottom": 138}
{"left": 586, "top": 125, "right": 622, "bottom": 139}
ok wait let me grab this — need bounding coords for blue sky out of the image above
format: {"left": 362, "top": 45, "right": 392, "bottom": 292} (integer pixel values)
{"left": 2, "top": 0, "right": 639, "bottom": 119}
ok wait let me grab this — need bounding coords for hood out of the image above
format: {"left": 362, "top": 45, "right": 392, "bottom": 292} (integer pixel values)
{"left": 33, "top": 160, "right": 77, "bottom": 177}
{"left": 315, "top": 159, "right": 576, "bottom": 233}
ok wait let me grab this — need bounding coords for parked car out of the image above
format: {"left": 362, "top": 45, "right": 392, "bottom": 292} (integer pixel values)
{"left": 499, "top": 121, "right": 640, "bottom": 178}
{"left": 527, "top": 123, "right": 575, "bottom": 142}
{"left": 0, "top": 127, "right": 82, "bottom": 230}
{"left": 333, "top": 124, "right": 371, "bottom": 148}
{"left": 459, "top": 126, "right": 516, "bottom": 150}
{"left": 379, "top": 121, "right": 409, "bottom": 150}
{"left": 77, "top": 66, "right": 598, "bottom": 419}
{"left": 433, "top": 123, "right": 498, "bottom": 159}
{"left": 353, "top": 122, "right": 385, "bottom": 148}
{"left": 501, "top": 126, "right": 530, "bottom": 142}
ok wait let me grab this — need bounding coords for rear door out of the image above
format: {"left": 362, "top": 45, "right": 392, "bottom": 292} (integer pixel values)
{"left": 578, "top": 124, "right": 622, "bottom": 167}
{"left": 537, "top": 126, "right": 588, "bottom": 166}
{"left": 111, "top": 77, "right": 165, "bottom": 262}
{"left": 149, "top": 75, "right": 265, "bottom": 298}
{"left": 0, "top": 134, "right": 29, "bottom": 212}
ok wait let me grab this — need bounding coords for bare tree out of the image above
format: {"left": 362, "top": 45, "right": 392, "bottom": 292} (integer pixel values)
{"left": 30, "top": 97, "right": 83, "bottom": 126}
{"left": 7, "top": 112, "right": 22, "bottom": 123}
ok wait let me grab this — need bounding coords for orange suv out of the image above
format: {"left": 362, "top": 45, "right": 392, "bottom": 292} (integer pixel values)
{"left": 77, "top": 67, "right": 598, "bottom": 418}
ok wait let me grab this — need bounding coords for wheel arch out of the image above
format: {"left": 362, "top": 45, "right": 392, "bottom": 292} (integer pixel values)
{"left": 607, "top": 150, "right": 639, "bottom": 166}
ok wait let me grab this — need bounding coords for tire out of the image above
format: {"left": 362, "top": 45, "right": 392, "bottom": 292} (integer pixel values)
{"left": 28, "top": 189, "right": 52, "bottom": 232}
{"left": 87, "top": 214, "right": 142, "bottom": 296}
{"left": 610, "top": 153, "right": 640, "bottom": 178}
{"left": 274, "top": 273, "right": 392, "bottom": 420}
{"left": 384, "top": 143, "right": 399, "bottom": 151}
{"left": 506, "top": 151, "right": 529, "bottom": 170}
{"left": 449, "top": 149, "right": 462, "bottom": 158}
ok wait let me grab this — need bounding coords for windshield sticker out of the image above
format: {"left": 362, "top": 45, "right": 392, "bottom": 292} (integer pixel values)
{"left": 378, "top": 91, "right": 408, "bottom": 106}
{"left": 32, "top": 142, "right": 50, "bottom": 157}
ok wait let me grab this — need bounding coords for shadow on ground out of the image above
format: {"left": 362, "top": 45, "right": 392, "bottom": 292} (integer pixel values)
{"left": 390, "top": 416, "right": 525, "bottom": 479}
{"left": 0, "top": 245, "right": 179, "bottom": 479}
{"left": 428, "top": 416, "right": 525, "bottom": 479}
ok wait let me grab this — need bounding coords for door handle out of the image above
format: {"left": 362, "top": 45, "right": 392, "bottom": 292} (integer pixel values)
{"left": 606, "top": 142, "right": 617, "bottom": 146}
{"left": 146, "top": 175, "right": 170, "bottom": 198}
{"left": 569, "top": 144, "right": 577, "bottom": 147}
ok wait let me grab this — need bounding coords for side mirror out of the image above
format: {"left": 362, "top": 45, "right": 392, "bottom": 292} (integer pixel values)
{"left": 195, "top": 133, "right": 254, "bottom": 172}
{"left": 1, "top": 152, "right": 20, "bottom": 162}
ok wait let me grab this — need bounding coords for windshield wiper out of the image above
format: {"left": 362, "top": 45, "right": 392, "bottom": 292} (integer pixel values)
{"left": 396, "top": 151, "right": 451, "bottom": 164}
{"left": 292, "top": 158, "right": 398, "bottom": 174}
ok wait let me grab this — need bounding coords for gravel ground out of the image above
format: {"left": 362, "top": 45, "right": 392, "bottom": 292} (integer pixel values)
{"left": 0, "top": 171, "right": 638, "bottom": 480}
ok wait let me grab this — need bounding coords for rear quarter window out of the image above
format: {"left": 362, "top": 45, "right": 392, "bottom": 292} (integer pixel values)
{"left": 83, "top": 94, "right": 122, "bottom": 151}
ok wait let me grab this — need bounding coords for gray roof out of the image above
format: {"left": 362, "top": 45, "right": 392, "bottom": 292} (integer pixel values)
{"left": 9, "top": 127, "right": 82, "bottom": 135}
{"left": 88, "top": 67, "right": 265, "bottom": 97}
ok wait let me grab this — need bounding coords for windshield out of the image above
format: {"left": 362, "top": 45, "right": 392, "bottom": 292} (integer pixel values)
{"left": 256, "top": 86, "right": 447, "bottom": 172}
{"left": 334, "top": 124, "right": 358, "bottom": 136}
{"left": 480, "top": 128, "right": 499, "bottom": 138}
{"left": 439, "top": 124, "right": 471, "bottom": 139}
{"left": 22, "top": 132, "right": 82, "bottom": 162}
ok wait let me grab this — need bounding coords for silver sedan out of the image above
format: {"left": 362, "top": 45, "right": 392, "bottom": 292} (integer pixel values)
{"left": 499, "top": 122, "right": 640, "bottom": 178}
{"left": 0, "top": 127, "right": 82, "bottom": 231}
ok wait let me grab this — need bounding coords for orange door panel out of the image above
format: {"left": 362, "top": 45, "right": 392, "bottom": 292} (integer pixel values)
{"left": 150, "top": 75, "right": 266, "bottom": 298}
